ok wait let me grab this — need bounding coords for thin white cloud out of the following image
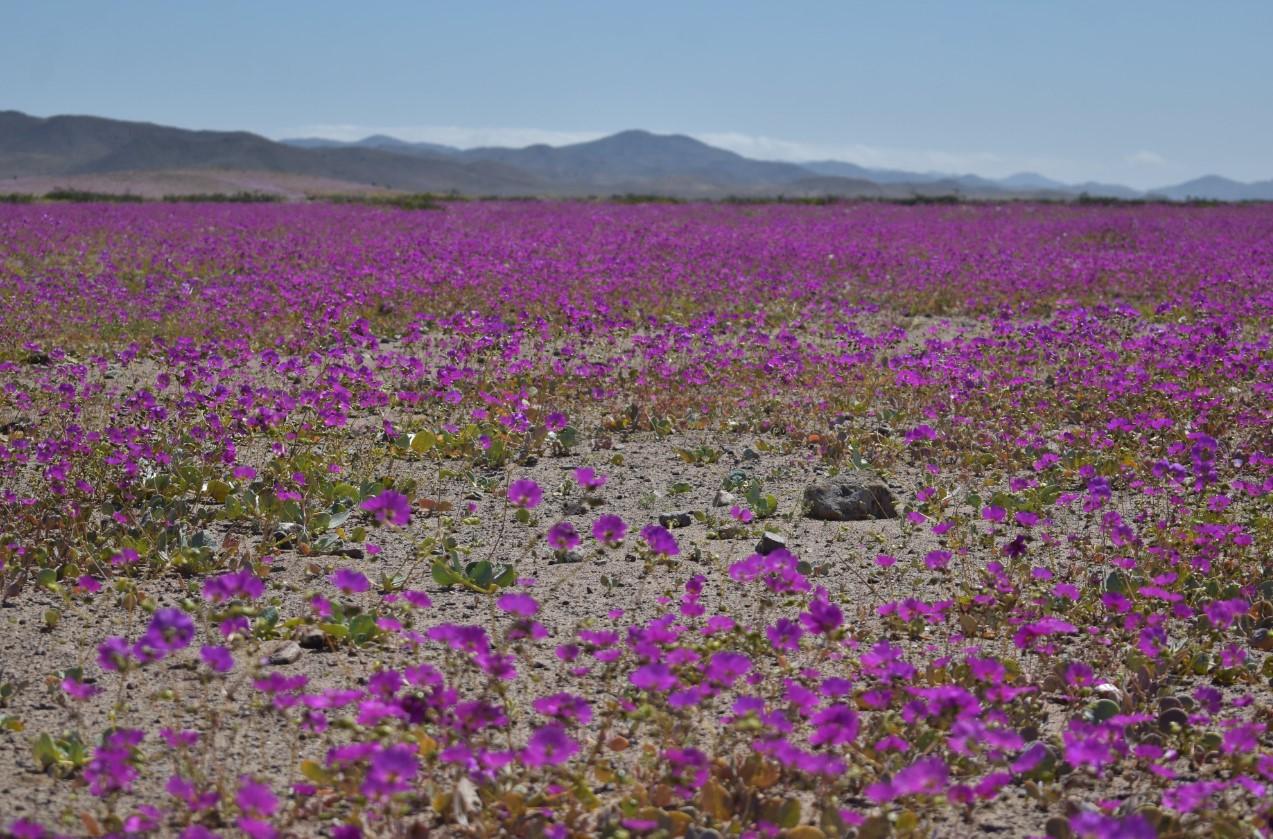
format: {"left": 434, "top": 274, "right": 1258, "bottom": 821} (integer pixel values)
{"left": 1126, "top": 150, "right": 1167, "bottom": 166}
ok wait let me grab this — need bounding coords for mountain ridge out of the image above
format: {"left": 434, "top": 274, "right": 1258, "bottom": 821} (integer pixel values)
{"left": 4, "top": 110, "right": 1270, "bottom": 200}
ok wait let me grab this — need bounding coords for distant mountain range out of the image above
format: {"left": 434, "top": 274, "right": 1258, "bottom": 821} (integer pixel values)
{"left": 3, "top": 110, "right": 1271, "bottom": 201}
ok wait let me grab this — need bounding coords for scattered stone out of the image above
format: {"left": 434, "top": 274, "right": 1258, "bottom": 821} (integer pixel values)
{"left": 271, "top": 523, "right": 302, "bottom": 549}
{"left": 266, "top": 641, "right": 303, "bottom": 665}
{"left": 337, "top": 546, "right": 364, "bottom": 560}
{"left": 740, "top": 447, "right": 760, "bottom": 461}
{"left": 756, "top": 531, "right": 786, "bottom": 555}
{"left": 549, "top": 550, "right": 584, "bottom": 565}
{"left": 1044, "top": 816, "right": 1071, "bottom": 839}
{"left": 658, "top": 511, "right": 692, "bottom": 529}
{"left": 802, "top": 472, "right": 897, "bottom": 520}
{"left": 712, "top": 490, "right": 737, "bottom": 507}
{"left": 1251, "top": 627, "right": 1273, "bottom": 651}
{"left": 686, "top": 829, "right": 724, "bottom": 839}
{"left": 1093, "top": 683, "right": 1124, "bottom": 704}
{"left": 1158, "top": 707, "right": 1189, "bottom": 731}
{"left": 298, "top": 628, "right": 327, "bottom": 650}
{"left": 563, "top": 498, "right": 589, "bottom": 516}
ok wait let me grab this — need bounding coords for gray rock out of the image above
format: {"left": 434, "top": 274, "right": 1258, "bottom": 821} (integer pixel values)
{"left": 741, "top": 447, "right": 760, "bottom": 461}
{"left": 298, "top": 628, "right": 327, "bottom": 650}
{"left": 756, "top": 531, "right": 786, "bottom": 555}
{"left": 802, "top": 472, "right": 897, "bottom": 520}
{"left": 562, "top": 498, "right": 589, "bottom": 516}
{"left": 658, "top": 511, "right": 692, "bottom": 529}
{"left": 712, "top": 490, "right": 737, "bottom": 507}
{"left": 266, "top": 641, "right": 303, "bottom": 665}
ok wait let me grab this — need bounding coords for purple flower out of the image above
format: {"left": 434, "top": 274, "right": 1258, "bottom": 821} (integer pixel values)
{"left": 574, "top": 467, "right": 607, "bottom": 491}
{"left": 810, "top": 703, "right": 860, "bottom": 746}
{"left": 362, "top": 744, "right": 419, "bottom": 798}
{"left": 61, "top": 676, "right": 102, "bottom": 701}
{"left": 522, "top": 723, "right": 580, "bottom": 767}
{"left": 497, "top": 592, "right": 540, "bottom": 616}
{"left": 202, "top": 568, "right": 264, "bottom": 603}
{"left": 630, "top": 663, "right": 679, "bottom": 692}
{"left": 799, "top": 591, "right": 843, "bottom": 635}
{"left": 98, "top": 636, "right": 133, "bottom": 672}
{"left": 545, "top": 411, "right": 568, "bottom": 432}
{"left": 546, "top": 520, "right": 580, "bottom": 551}
{"left": 766, "top": 618, "right": 804, "bottom": 652}
{"left": 532, "top": 692, "right": 593, "bottom": 725}
{"left": 361, "top": 489, "right": 411, "bottom": 526}
{"left": 84, "top": 729, "right": 144, "bottom": 796}
{"left": 592, "top": 514, "right": 627, "bottom": 547}
{"left": 704, "top": 651, "right": 752, "bottom": 686}
{"left": 640, "top": 524, "right": 679, "bottom": 557}
{"left": 923, "top": 550, "right": 952, "bottom": 570}
{"left": 508, "top": 478, "right": 543, "bottom": 509}
{"left": 200, "top": 645, "right": 234, "bottom": 673}
{"left": 236, "top": 777, "right": 278, "bottom": 816}
{"left": 330, "top": 568, "right": 370, "bottom": 595}
{"left": 1070, "top": 812, "right": 1156, "bottom": 839}
{"left": 133, "top": 608, "right": 196, "bottom": 663}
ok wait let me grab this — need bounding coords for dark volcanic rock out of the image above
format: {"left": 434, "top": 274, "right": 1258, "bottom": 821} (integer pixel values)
{"left": 802, "top": 472, "right": 897, "bottom": 520}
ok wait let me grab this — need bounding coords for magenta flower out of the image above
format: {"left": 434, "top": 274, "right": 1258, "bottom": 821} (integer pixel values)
{"left": 98, "top": 636, "right": 133, "bottom": 672}
{"left": 508, "top": 478, "right": 543, "bottom": 509}
{"left": 640, "top": 524, "right": 679, "bottom": 556}
{"left": 592, "top": 514, "right": 627, "bottom": 547}
{"left": 546, "top": 521, "right": 580, "bottom": 551}
{"left": 923, "top": 550, "right": 952, "bottom": 570}
{"left": 574, "top": 466, "right": 607, "bottom": 491}
{"left": 810, "top": 703, "right": 861, "bottom": 746}
{"left": 704, "top": 651, "right": 752, "bottom": 686}
{"left": 235, "top": 777, "right": 278, "bottom": 816}
{"left": 630, "top": 663, "right": 679, "bottom": 692}
{"left": 361, "top": 489, "right": 411, "bottom": 526}
{"left": 532, "top": 692, "right": 593, "bottom": 725}
{"left": 497, "top": 592, "right": 540, "bottom": 616}
{"left": 362, "top": 744, "right": 418, "bottom": 798}
{"left": 799, "top": 591, "right": 843, "bottom": 635}
{"left": 522, "top": 723, "right": 580, "bottom": 767}
{"left": 202, "top": 568, "right": 264, "bottom": 603}
{"left": 766, "top": 618, "right": 804, "bottom": 652}
{"left": 133, "top": 608, "right": 196, "bottom": 663}
{"left": 330, "top": 568, "right": 370, "bottom": 595}
{"left": 200, "top": 645, "right": 234, "bottom": 673}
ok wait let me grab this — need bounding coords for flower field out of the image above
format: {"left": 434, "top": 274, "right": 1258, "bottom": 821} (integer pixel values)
{"left": 0, "top": 200, "right": 1271, "bottom": 838}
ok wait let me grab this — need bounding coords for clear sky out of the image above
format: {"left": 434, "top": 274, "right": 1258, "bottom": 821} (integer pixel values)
{"left": 4, "top": 1, "right": 1271, "bottom": 188}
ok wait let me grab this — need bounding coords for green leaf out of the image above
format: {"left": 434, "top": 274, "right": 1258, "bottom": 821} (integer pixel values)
{"left": 466, "top": 560, "right": 494, "bottom": 587}
{"left": 348, "top": 614, "right": 378, "bottom": 644}
{"left": 33, "top": 733, "right": 57, "bottom": 770}
{"left": 431, "top": 562, "right": 462, "bottom": 588}
{"left": 410, "top": 431, "right": 436, "bottom": 454}
{"left": 492, "top": 565, "right": 517, "bottom": 588}
{"left": 205, "top": 480, "right": 232, "bottom": 503}
{"left": 318, "top": 622, "right": 349, "bottom": 639}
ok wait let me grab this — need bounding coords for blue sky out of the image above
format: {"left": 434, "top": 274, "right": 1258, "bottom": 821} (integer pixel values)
{"left": 4, "top": 1, "right": 1271, "bottom": 188}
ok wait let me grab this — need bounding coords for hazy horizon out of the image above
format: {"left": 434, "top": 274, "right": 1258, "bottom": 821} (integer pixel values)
{"left": 5, "top": 0, "right": 1272, "bottom": 189}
